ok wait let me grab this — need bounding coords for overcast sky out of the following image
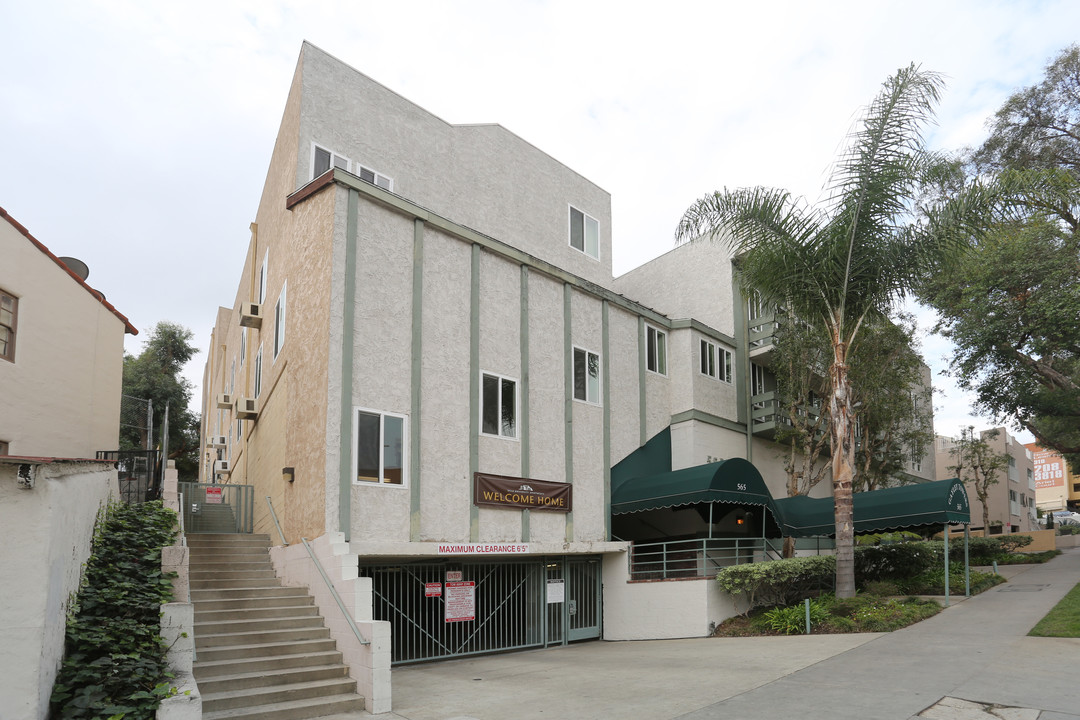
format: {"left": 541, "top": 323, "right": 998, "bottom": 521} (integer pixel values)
{"left": 2, "top": 0, "right": 1075, "bottom": 443}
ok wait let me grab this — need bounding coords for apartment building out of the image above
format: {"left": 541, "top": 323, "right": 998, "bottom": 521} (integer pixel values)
{"left": 936, "top": 428, "right": 1036, "bottom": 533}
{"left": 200, "top": 42, "right": 937, "bottom": 661}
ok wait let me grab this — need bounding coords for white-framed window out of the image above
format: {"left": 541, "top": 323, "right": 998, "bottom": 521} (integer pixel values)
{"left": 240, "top": 328, "right": 247, "bottom": 366}
{"left": 254, "top": 346, "right": 263, "bottom": 398}
{"left": 312, "top": 143, "right": 350, "bottom": 179}
{"left": 353, "top": 408, "right": 407, "bottom": 486}
{"left": 259, "top": 250, "right": 268, "bottom": 304}
{"left": 237, "top": 417, "right": 243, "bottom": 442}
{"left": 274, "top": 282, "right": 287, "bottom": 359}
{"left": 573, "top": 347, "right": 601, "bottom": 404}
{"left": 356, "top": 163, "right": 393, "bottom": 191}
{"left": 646, "top": 325, "right": 667, "bottom": 375}
{"left": 700, "top": 340, "right": 733, "bottom": 382}
{"left": 0, "top": 288, "right": 18, "bottom": 363}
{"left": 751, "top": 363, "right": 766, "bottom": 397}
{"left": 569, "top": 205, "right": 599, "bottom": 260}
{"left": 481, "top": 372, "right": 517, "bottom": 439}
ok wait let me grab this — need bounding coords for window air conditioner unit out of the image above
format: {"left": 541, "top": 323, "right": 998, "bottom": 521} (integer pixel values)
{"left": 214, "top": 460, "right": 231, "bottom": 474}
{"left": 208, "top": 435, "right": 227, "bottom": 448}
{"left": 239, "top": 303, "right": 263, "bottom": 328}
{"left": 235, "top": 397, "right": 258, "bottom": 420}
{"left": 216, "top": 393, "right": 233, "bottom": 409}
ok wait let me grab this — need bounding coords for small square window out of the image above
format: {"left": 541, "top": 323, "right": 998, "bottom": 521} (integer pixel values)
{"left": 646, "top": 326, "right": 667, "bottom": 375}
{"left": 569, "top": 206, "right": 599, "bottom": 260}
{"left": 481, "top": 373, "right": 517, "bottom": 438}
{"left": 573, "top": 347, "right": 601, "bottom": 404}
{"left": 354, "top": 409, "right": 407, "bottom": 485}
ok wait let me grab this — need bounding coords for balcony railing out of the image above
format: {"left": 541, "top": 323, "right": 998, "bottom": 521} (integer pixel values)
{"left": 751, "top": 391, "right": 824, "bottom": 438}
{"left": 628, "top": 537, "right": 786, "bottom": 580}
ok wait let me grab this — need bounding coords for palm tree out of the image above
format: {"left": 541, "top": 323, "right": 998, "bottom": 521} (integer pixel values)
{"left": 675, "top": 65, "right": 956, "bottom": 597}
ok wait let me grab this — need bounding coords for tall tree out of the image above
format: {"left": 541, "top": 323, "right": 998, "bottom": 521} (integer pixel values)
{"left": 676, "top": 65, "right": 958, "bottom": 597}
{"left": 923, "top": 45, "right": 1080, "bottom": 468}
{"left": 122, "top": 321, "right": 201, "bottom": 479}
{"left": 947, "top": 427, "right": 1009, "bottom": 532}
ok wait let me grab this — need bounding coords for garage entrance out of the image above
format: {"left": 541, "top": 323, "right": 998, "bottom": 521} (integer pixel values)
{"left": 359, "top": 555, "right": 601, "bottom": 664}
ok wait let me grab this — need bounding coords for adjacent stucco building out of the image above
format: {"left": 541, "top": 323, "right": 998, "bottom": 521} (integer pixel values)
{"left": 936, "top": 428, "right": 1036, "bottom": 533}
{"left": 201, "top": 42, "right": 938, "bottom": 661}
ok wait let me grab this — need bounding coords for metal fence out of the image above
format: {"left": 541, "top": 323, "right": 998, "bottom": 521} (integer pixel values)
{"left": 628, "top": 537, "right": 786, "bottom": 580}
{"left": 119, "top": 394, "right": 153, "bottom": 450}
{"left": 178, "top": 482, "right": 254, "bottom": 533}
{"left": 96, "top": 450, "right": 161, "bottom": 504}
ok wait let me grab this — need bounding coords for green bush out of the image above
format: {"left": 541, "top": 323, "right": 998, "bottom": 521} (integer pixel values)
{"left": 855, "top": 542, "right": 942, "bottom": 584}
{"left": 898, "top": 568, "right": 1003, "bottom": 596}
{"left": 862, "top": 580, "right": 901, "bottom": 597}
{"left": 716, "top": 555, "right": 834, "bottom": 615}
{"left": 1058, "top": 525, "right": 1080, "bottom": 536}
{"left": 757, "top": 599, "right": 830, "bottom": 634}
{"left": 50, "top": 501, "right": 178, "bottom": 719}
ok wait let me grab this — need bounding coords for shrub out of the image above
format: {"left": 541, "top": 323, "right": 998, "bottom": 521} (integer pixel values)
{"left": 995, "top": 534, "right": 1034, "bottom": 553}
{"left": 1058, "top": 525, "right": 1080, "bottom": 536}
{"left": 716, "top": 555, "right": 834, "bottom": 615}
{"left": 862, "top": 580, "right": 901, "bottom": 597}
{"left": 757, "top": 599, "right": 831, "bottom": 635}
{"left": 855, "top": 542, "right": 942, "bottom": 584}
{"left": 50, "top": 501, "right": 178, "bottom": 719}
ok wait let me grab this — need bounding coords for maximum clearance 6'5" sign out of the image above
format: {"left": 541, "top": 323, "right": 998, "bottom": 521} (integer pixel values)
{"left": 473, "top": 473, "right": 572, "bottom": 512}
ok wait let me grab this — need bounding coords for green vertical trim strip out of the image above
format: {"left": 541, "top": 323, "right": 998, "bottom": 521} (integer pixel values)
{"left": 470, "top": 244, "right": 481, "bottom": 542}
{"left": 732, "top": 282, "right": 753, "bottom": 461}
{"left": 602, "top": 300, "right": 611, "bottom": 540}
{"left": 339, "top": 189, "right": 360, "bottom": 541}
{"left": 563, "top": 283, "right": 574, "bottom": 544}
{"left": 638, "top": 316, "right": 647, "bottom": 447}
{"left": 410, "top": 219, "right": 424, "bottom": 541}
{"left": 520, "top": 265, "right": 531, "bottom": 542}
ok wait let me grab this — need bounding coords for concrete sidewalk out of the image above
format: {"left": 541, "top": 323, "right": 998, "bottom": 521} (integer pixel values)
{"left": 348, "top": 548, "right": 1080, "bottom": 720}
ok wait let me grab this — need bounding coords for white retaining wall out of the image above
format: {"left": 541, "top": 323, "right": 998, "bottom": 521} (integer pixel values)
{"left": 270, "top": 532, "right": 392, "bottom": 714}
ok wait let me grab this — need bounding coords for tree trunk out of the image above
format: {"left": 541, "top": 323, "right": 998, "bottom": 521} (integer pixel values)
{"left": 830, "top": 347, "right": 857, "bottom": 598}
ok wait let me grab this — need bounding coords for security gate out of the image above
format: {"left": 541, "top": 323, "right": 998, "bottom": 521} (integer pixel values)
{"left": 359, "top": 556, "right": 602, "bottom": 664}
{"left": 178, "top": 482, "right": 254, "bottom": 533}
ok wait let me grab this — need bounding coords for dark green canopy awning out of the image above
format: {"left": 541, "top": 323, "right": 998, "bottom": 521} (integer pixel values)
{"left": 775, "top": 478, "right": 971, "bottom": 537}
{"left": 611, "top": 458, "right": 777, "bottom": 516}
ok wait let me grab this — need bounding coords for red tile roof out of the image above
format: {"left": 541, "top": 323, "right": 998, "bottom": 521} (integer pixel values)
{"left": 0, "top": 206, "right": 138, "bottom": 335}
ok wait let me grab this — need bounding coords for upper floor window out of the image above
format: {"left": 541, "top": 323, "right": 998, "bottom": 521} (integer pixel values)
{"left": 573, "top": 347, "right": 601, "bottom": 404}
{"left": 0, "top": 289, "right": 17, "bottom": 362}
{"left": 0, "top": 440, "right": 8, "bottom": 455}
{"left": 240, "top": 328, "right": 247, "bottom": 366}
{"left": 569, "top": 206, "right": 599, "bottom": 260}
{"left": 254, "top": 346, "right": 263, "bottom": 398}
{"left": 274, "top": 282, "right": 287, "bottom": 359}
{"left": 700, "top": 340, "right": 734, "bottom": 383}
{"left": 354, "top": 408, "right": 407, "bottom": 486}
{"left": 481, "top": 372, "right": 517, "bottom": 439}
{"left": 259, "top": 250, "right": 268, "bottom": 304}
{"left": 646, "top": 326, "right": 667, "bottom": 375}
{"left": 312, "top": 144, "right": 349, "bottom": 179}
{"left": 356, "top": 164, "right": 393, "bottom": 191}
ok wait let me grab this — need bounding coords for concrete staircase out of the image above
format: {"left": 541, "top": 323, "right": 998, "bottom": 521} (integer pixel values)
{"left": 189, "top": 534, "right": 366, "bottom": 719}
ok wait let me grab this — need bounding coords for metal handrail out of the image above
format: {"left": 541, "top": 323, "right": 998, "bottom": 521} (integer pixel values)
{"left": 301, "top": 537, "right": 370, "bottom": 646}
{"left": 265, "top": 496, "right": 288, "bottom": 546}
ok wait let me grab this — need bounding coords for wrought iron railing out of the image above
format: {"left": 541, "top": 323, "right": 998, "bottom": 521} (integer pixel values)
{"left": 627, "top": 537, "right": 785, "bottom": 580}
{"left": 97, "top": 449, "right": 161, "bottom": 503}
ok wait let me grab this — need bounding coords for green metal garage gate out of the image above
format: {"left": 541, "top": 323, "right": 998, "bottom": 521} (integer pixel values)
{"left": 358, "top": 556, "right": 601, "bottom": 664}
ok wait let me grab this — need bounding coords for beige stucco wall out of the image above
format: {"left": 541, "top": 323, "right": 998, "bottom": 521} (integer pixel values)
{"left": 0, "top": 461, "right": 117, "bottom": 720}
{"left": 0, "top": 219, "right": 126, "bottom": 459}
{"left": 936, "top": 429, "right": 1035, "bottom": 533}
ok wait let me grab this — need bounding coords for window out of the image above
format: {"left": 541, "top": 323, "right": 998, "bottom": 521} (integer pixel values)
{"left": 0, "top": 440, "right": 8, "bottom": 455}
{"left": 1021, "top": 493, "right": 1027, "bottom": 507}
{"left": 274, "top": 282, "right": 287, "bottom": 359}
{"left": 259, "top": 250, "right": 268, "bottom": 304}
{"left": 700, "top": 340, "right": 732, "bottom": 383}
{"left": 236, "top": 418, "right": 243, "bottom": 442}
{"left": 1009, "top": 489, "right": 1018, "bottom": 501}
{"left": 240, "top": 328, "right": 247, "bottom": 366}
{"left": 751, "top": 363, "right": 766, "bottom": 397}
{"left": 0, "top": 289, "right": 17, "bottom": 362}
{"left": 910, "top": 445, "right": 922, "bottom": 473}
{"left": 646, "top": 326, "right": 667, "bottom": 375}
{"left": 573, "top": 347, "right": 601, "bottom": 404}
{"left": 1008, "top": 455, "right": 1016, "bottom": 468}
{"left": 354, "top": 409, "right": 406, "bottom": 485}
{"left": 312, "top": 144, "right": 349, "bottom": 179}
{"left": 253, "top": 347, "right": 263, "bottom": 398}
{"left": 481, "top": 372, "right": 517, "bottom": 438}
{"left": 356, "top": 164, "right": 393, "bottom": 191}
{"left": 569, "top": 206, "right": 599, "bottom": 259}
{"left": 1074, "top": 483, "right": 1080, "bottom": 493}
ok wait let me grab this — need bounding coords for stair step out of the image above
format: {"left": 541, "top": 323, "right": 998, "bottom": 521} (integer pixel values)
{"left": 196, "top": 627, "right": 331, "bottom": 649}
{"left": 192, "top": 570, "right": 278, "bottom": 581}
{"left": 194, "top": 650, "right": 344, "bottom": 678}
{"left": 192, "top": 593, "right": 314, "bottom": 611}
{"left": 195, "top": 615, "right": 327, "bottom": 635}
{"left": 192, "top": 577, "right": 286, "bottom": 589}
{"left": 196, "top": 604, "right": 320, "bottom": 622}
{"left": 196, "top": 663, "right": 350, "bottom": 694}
{"left": 202, "top": 677, "right": 359, "bottom": 712}
{"left": 201, "top": 693, "right": 364, "bottom": 720}
{"left": 194, "top": 639, "right": 340, "bottom": 663}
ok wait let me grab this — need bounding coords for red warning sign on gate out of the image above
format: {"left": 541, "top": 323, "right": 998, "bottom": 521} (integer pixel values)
{"left": 425, "top": 582, "right": 442, "bottom": 598}
{"left": 444, "top": 581, "right": 475, "bottom": 622}
{"left": 205, "top": 486, "right": 223, "bottom": 504}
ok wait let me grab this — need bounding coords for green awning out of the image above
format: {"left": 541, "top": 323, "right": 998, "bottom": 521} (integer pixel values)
{"left": 611, "top": 458, "right": 777, "bottom": 516}
{"left": 775, "top": 478, "right": 972, "bottom": 537}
